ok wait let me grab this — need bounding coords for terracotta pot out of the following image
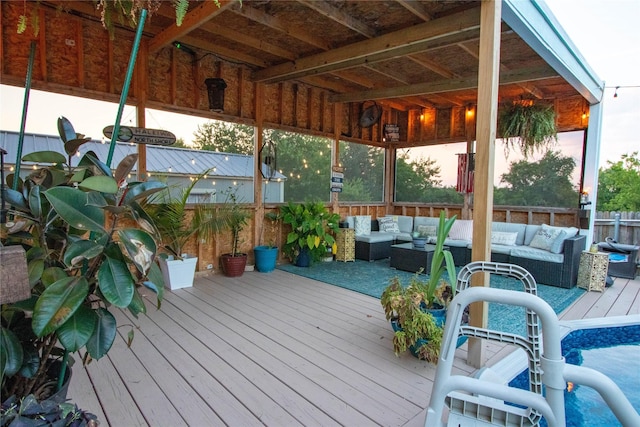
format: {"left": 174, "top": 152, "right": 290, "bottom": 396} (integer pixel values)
{"left": 221, "top": 253, "right": 247, "bottom": 277}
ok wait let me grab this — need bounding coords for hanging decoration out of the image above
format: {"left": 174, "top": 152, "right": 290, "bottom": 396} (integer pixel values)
{"left": 359, "top": 101, "right": 382, "bottom": 128}
{"left": 498, "top": 98, "right": 557, "bottom": 158}
{"left": 456, "top": 153, "right": 474, "bottom": 194}
{"left": 260, "top": 139, "right": 277, "bottom": 181}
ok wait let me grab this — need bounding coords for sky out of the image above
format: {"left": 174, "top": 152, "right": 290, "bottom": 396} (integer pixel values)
{"left": 1, "top": 0, "right": 638, "bottom": 187}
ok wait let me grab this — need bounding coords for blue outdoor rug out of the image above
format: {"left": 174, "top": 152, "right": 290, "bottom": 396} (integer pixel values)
{"left": 278, "top": 259, "right": 585, "bottom": 336}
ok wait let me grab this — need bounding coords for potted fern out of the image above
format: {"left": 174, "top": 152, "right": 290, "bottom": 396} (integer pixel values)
{"left": 498, "top": 98, "right": 557, "bottom": 158}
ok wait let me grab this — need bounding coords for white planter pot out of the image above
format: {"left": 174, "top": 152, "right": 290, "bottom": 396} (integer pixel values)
{"left": 158, "top": 256, "right": 198, "bottom": 290}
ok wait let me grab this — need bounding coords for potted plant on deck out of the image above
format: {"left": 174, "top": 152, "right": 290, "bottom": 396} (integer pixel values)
{"left": 254, "top": 212, "right": 280, "bottom": 273}
{"left": 380, "top": 211, "right": 464, "bottom": 363}
{"left": 219, "top": 189, "right": 251, "bottom": 277}
{"left": 1, "top": 117, "right": 165, "bottom": 414}
{"left": 280, "top": 201, "right": 340, "bottom": 267}
{"left": 146, "top": 168, "right": 233, "bottom": 289}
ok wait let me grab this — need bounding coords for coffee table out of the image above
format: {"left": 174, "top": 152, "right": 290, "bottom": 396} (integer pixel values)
{"left": 390, "top": 242, "right": 445, "bottom": 274}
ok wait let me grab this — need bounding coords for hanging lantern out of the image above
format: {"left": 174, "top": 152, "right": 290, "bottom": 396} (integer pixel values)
{"left": 205, "top": 78, "right": 227, "bottom": 112}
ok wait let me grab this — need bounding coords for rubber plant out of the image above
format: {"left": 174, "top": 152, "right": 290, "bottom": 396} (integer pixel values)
{"left": 380, "top": 211, "right": 458, "bottom": 363}
{"left": 498, "top": 98, "right": 557, "bottom": 158}
{"left": 1, "top": 117, "right": 166, "bottom": 404}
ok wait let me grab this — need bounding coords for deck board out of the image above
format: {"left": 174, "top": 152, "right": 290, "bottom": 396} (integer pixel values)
{"left": 68, "top": 269, "right": 639, "bottom": 426}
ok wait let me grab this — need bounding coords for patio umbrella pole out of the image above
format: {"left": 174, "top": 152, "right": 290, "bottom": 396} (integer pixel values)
{"left": 106, "top": 9, "right": 147, "bottom": 168}
{"left": 13, "top": 41, "right": 36, "bottom": 190}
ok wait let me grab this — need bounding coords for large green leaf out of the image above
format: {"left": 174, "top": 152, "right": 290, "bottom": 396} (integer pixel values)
{"left": 79, "top": 176, "right": 119, "bottom": 194}
{"left": 144, "top": 262, "right": 165, "bottom": 307}
{"left": 57, "top": 116, "right": 76, "bottom": 143}
{"left": 27, "top": 259, "right": 45, "bottom": 286}
{"left": 86, "top": 308, "right": 116, "bottom": 360}
{"left": 0, "top": 327, "right": 23, "bottom": 377}
{"left": 57, "top": 305, "right": 96, "bottom": 352}
{"left": 123, "top": 181, "right": 167, "bottom": 204}
{"left": 41, "top": 267, "right": 68, "bottom": 287}
{"left": 2, "top": 187, "right": 28, "bottom": 212}
{"left": 28, "top": 185, "right": 42, "bottom": 218}
{"left": 115, "top": 154, "right": 139, "bottom": 184}
{"left": 22, "top": 151, "right": 67, "bottom": 164}
{"left": 127, "top": 288, "right": 147, "bottom": 318}
{"left": 45, "top": 187, "right": 105, "bottom": 232}
{"left": 118, "top": 228, "right": 156, "bottom": 275}
{"left": 78, "top": 152, "right": 112, "bottom": 177}
{"left": 32, "top": 277, "right": 89, "bottom": 337}
{"left": 63, "top": 240, "right": 104, "bottom": 267}
{"left": 98, "top": 256, "right": 134, "bottom": 307}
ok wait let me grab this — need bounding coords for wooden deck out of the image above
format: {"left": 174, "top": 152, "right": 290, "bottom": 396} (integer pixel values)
{"left": 68, "top": 270, "right": 639, "bottom": 426}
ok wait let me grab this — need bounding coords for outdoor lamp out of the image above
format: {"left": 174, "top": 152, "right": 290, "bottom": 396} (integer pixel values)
{"left": 205, "top": 78, "right": 227, "bottom": 112}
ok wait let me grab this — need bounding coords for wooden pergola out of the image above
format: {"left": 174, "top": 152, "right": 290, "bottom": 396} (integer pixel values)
{"left": 0, "top": 0, "right": 604, "bottom": 366}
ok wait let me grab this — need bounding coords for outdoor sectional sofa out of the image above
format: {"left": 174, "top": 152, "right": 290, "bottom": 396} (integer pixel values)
{"left": 345, "top": 215, "right": 586, "bottom": 289}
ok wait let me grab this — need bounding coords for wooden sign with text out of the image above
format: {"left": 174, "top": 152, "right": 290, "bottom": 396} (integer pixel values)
{"left": 103, "top": 126, "right": 176, "bottom": 146}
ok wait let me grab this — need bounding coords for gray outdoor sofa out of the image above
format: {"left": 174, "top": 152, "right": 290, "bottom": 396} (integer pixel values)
{"left": 345, "top": 215, "right": 586, "bottom": 289}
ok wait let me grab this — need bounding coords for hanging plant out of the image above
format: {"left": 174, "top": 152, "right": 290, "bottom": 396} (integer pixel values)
{"left": 498, "top": 98, "right": 557, "bottom": 158}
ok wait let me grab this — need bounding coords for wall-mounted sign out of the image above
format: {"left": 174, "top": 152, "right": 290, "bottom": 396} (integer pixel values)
{"left": 331, "top": 171, "right": 344, "bottom": 193}
{"left": 103, "top": 126, "right": 176, "bottom": 146}
{"left": 383, "top": 124, "right": 400, "bottom": 142}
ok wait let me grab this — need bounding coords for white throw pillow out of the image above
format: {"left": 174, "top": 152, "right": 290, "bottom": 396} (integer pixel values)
{"left": 378, "top": 216, "right": 400, "bottom": 233}
{"left": 529, "top": 224, "right": 562, "bottom": 251}
{"left": 354, "top": 215, "right": 371, "bottom": 236}
{"left": 491, "top": 231, "right": 518, "bottom": 246}
{"left": 417, "top": 225, "right": 437, "bottom": 238}
{"left": 448, "top": 220, "right": 473, "bottom": 241}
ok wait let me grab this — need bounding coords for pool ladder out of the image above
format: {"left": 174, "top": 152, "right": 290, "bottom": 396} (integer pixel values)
{"left": 424, "top": 261, "right": 640, "bottom": 427}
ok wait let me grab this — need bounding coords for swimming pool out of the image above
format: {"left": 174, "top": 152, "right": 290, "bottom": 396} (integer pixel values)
{"left": 505, "top": 318, "right": 640, "bottom": 426}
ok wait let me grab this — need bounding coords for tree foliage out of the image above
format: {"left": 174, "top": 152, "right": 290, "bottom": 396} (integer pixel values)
{"left": 192, "top": 121, "right": 254, "bottom": 154}
{"left": 339, "top": 141, "right": 384, "bottom": 202}
{"left": 494, "top": 150, "right": 577, "bottom": 207}
{"left": 597, "top": 152, "right": 640, "bottom": 211}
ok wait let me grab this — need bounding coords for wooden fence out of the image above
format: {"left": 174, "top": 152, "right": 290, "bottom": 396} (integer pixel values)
{"left": 593, "top": 211, "right": 640, "bottom": 246}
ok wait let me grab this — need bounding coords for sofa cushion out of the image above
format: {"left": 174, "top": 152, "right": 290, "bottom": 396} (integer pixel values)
{"left": 378, "top": 216, "right": 400, "bottom": 233}
{"left": 529, "top": 224, "right": 563, "bottom": 251}
{"left": 492, "top": 222, "right": 527, "bottom": 245}
{"left": 444, "top": 238, "right": 471, "bottom": 247}
{"left": 354, "top": 215, "right": 371, "bottom": 236}
{"left": 491, "top": 231, "right": 518, "bottom": 246}
{"left": 449, "top": 219, "right": 473, "bottom": 241}
{"left": 510, "top": 246, "right": 564, "bottom": 263}
{"left": 490, "top": 244, "right": 514, "bottom": 255}
{"left": 355, "top": 232, "right": 394, "bottom": 243}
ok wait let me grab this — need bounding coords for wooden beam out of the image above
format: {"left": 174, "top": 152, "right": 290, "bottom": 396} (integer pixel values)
{"left": 147, "top": 0, "right": 236, "bottom": 53}
{"left": 468, "top": 0, "right": 502, "bottom": 369}
{"left": 395, "top": 0, "right": 433, "bottom": 21}
{"left": 234, "top": 4, "right": 331, "bottom": 50}
{"left": 252, "top": 8, "right": 481, "bottom": 84}
{"left": 328, "top": 66, "right": 558, "bottom": 103}
{"left": 297, "top": 0, "right": 377, "bottom": 38}
{"left": 179, "top": 35, "right": 268, "bottom": 68}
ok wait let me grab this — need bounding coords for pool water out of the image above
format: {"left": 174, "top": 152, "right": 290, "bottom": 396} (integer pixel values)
{"left": 509, "top": 324, "right": 640, "bottom": 427}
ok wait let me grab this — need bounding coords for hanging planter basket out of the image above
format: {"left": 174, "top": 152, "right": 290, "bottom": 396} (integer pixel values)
{"left": 498, "top": 99, "right": 557, "bottom": 158}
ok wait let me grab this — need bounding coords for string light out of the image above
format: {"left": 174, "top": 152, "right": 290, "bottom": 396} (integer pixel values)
{"left": 168, "top": 167, "right": 172, "bottom": 172}
{"left": 225, "top": 155, "right": 229, "bottom": 161}
{"left": 191, "top": 158, "right": 195, "bottom": 164}
{"left": 607, "top": 84, "right": 640, "bottom": 98}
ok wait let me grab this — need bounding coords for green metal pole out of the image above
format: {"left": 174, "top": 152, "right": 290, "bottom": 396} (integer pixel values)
{"left": 13, "top": 41, "right": 36, "bottom": 190}
{"left": 106, "top": 9, "right": 147, "bottom": 168}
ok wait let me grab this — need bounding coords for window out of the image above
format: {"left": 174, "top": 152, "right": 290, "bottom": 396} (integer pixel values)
{"left": 338, "top": 141, "right": 384, "bottom": 202}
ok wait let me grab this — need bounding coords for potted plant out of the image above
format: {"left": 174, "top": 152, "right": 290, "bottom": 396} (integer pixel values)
{"left": 280, "top": 201, "right": 340, "bottom": 267}
{"left": 498, "top": 98, "right": 557, "bottom": 158}
{"left": 219, "top": 189, "right": 251, "bottom": 277}
{"left": 254, "top": 212, "right": 280, "bottom": 273}
{"left": 380, "top": 211, "right": 462, "bottom": 363}
{"left": 1, "top": 394, "right": 98, "bottom": 426}
{"left": 145, "top": 169, "right": 231, "bottom": 289}
{"left": 1, "top": 117, "right": 165, "bottom": 410}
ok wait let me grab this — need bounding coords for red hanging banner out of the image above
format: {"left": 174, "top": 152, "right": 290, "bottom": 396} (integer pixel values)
{"left": 456, "top": 153, "right": 475, "bottom": 194}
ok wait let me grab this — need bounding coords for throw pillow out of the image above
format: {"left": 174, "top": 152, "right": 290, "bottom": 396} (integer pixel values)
{"left": 417, "top": 225, "right": 437, "bottom": 238}
{"left": 378, "top": 216, "right": 400, "bottom": 233}
{"left": 354, "top": 215, "right": 371, "bottom": 236}
{"left": 448, "top": 220, "right": 473, "bottom": 241}
{"left": 529, "top": 224, "right": 562, "bottom": 251}
{"left": 550, "top": 230, "right": 569, "bottom": 254}
{"left": 491, "top": 231, "right": 518, "bottom": 246}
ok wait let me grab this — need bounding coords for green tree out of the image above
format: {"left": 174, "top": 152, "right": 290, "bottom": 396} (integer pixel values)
{"left": 192, "top": 121, "right": 254, "bottom": 154}
{"left": 172, "top": 137, "right": 187, "bottom": 148}
{"left": 496, "top": 150, "right": 577, "bottom": 207}
{"left": 395, "top": 154, "right": 442, "bottom": 202}
{"left": 339, "top": 141, "right": 384, "bottom": 202}
{"left": 597, "top": 152, "right": 640, "bottom": 211}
